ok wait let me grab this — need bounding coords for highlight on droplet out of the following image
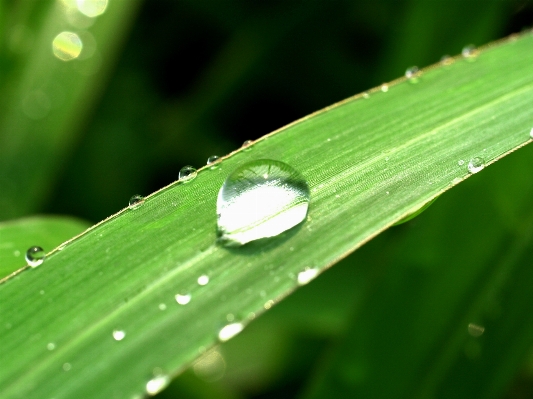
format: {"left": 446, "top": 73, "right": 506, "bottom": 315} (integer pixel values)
{"left": 52, "top": 31, "right": 83, "bottom": 61}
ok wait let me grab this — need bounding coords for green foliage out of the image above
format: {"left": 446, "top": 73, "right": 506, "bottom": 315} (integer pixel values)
{"left": 1, "top": 1, "right": 533, "bottom": 399}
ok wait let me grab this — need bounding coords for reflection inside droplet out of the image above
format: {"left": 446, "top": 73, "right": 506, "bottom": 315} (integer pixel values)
{"left": 218, "top": 323, "right": 244, "bottom": 342}
{"left": 145, "top": 374, "right": 170, "bottom": 396}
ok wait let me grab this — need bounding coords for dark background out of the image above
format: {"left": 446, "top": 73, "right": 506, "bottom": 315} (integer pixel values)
{"left": 44, "top": 0, "right": 533, "bottom": 224}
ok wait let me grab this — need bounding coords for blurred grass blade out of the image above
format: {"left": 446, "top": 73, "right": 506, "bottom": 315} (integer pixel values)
{"left": 1, "top": 33, "right": 533, "bottom": 398}
{"left": 0, "top": 216, "right": 90, "bottom": 278}
{"left": 303, "top": 145, "right": 533, "bottom": 399}
{"left": 0, "top": 0, "right": 140, "bottom": 220}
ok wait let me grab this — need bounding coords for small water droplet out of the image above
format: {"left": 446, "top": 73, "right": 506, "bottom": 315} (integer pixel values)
{"left": 468, "top": 323, "right": 485, "bottom": 337}
{"left": 197, "top": 275, "right": 209, "bottom": 286}
{"left": 362, "top": 92, "right": 370, "bottom": 99}
{"left": 112, "top": 330, "right": 126, "bottom": 341}
{"left": 175, "top": 293, "right": 191, "bottom": 305}
{"left": 297, "top": 267, "right": 319, "bottom": 285}
{"left": 381, "top": 84, "right": 389, "bottom": 92}
{"left": 207, "top": 155, "right": 220, "bottom": 167}
{"left": 405, "top": 66, "right": 421, "bottom": 82}
{"left": 462, "top": 44, "right": 479, "bottom": 60}
{"left": 467, "top": 157, "right": 485, "bottom": 174}
{"left": 25, "top": 246, "right": 45, "bottom": 268}
{"left": 530, "top": 127, "right": 533, "bottom": 139}
{"left": 179, "top": 165, "right": 197, "bottom": 182}
{"left": 13, "top": 250, "right": 20, "bottom": 257}
{"left": 458, "top": 159, "right": 465, "bottom": 166}
{"left": 242, "top": 140, "right": 253, "bottom": 149}
{"left": 216, "top": 159, "right": 310, "bottom": 246}
{"left": 47, "top": 342, "right": 56, "bottom": 351}
{"left": 226, "top": 313, "right": 235, "bottom": 322}
{"left": 218, "top": 322, "right": 244, "bottom": 342}
{"left": 63, "top": 363, "right": 72, "bottom": 371}
{"left": 129, "top": 194, "right": 145, "bottom": 209}
{"left": 158, "top": 303, "right": 167, "bottom": 310}
{"left": 264, "top": 300, "right": 275, "bottom": 309}
{"left": 145, "top": 374, "right": 170, "bottom": 396}
{"left": 52, "top": 32, "right": 83, "bottom": 61}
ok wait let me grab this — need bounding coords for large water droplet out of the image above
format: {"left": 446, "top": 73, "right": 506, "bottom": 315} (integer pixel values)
{"left": 25, "top": 246, "right": 45, "bottom": 268}
{"left": 216, "top": 159, "right": 310, "bottom": 246}
{"left": 218, "top": 322, "right": 244, "bottom": 342}
{"left": 112, "top": 330, "right": 126, "bottom": 341}
{"left": 129, "top": 194, "right": 144, "bottom": 209}
{"left": 179, "top": 166, "right": 197, "bottom": 182}
{"left": 467, "top": 157, "right": 485, "bottom": 174}
{"left": 175, "top": 293, "right": 191, "bottom": 305}
{"left": 145, "top": 374, "right": 170, "bottom": 396}
{"left": 52, "top": 32, "right": 83, "bottom": 61}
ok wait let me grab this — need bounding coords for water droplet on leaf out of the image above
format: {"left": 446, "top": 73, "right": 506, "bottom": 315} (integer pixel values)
{"left": 242, "top": 140, "right": 253, "bottom": 148}
{"left": 405, "top": 66, "right": 420, "bottom": 82}
{"left": 145, "top": 374, "right": 170, "bottom": 396}
{"left": 112, "top": 330, "right": 126, "bottom": 341}
{"left": 207, "top": 155, "right": 220, "bottom": 167}
{"left": 197, "top": 275, "right": 209, "bottom": 286}
{"left": 216, "top": 159, "right": 310, "bottom": 246}
{"left": 25, "top": 246, "right": 45, "bottom": 268}
{"left": 530, "top": 127, "right": 533, "bottom": 139}
{"left": 381, "top": 84, "right": 389, "bottom": 92}
{"left": 468, "top": 157, "right": 485, "bottom": 174}
{"left": 179, "top": 166, "right": 197, "bottom": 182}
{"left": 47, "top": 342, "right": 56, "bottom": 351}
{"left": 462, "top": 44, "right": 479, "bottom": 60}
{"left": 297, "top": 268, "right": 319, "bottom": 285}
{"left": 175, "top": 293, "right": 191, "bottom": 305}
{"left": 218, "top": 322, "right": 244, "bottom": 342}
{"left": 129, "top": 194, "right": 144, "bottom": 209}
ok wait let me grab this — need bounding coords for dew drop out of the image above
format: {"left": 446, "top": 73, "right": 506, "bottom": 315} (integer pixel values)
{"left": 216, "top": 159, "right": 310, "bottom": 246}
{"left": 112, "top": 330, "right": 126, "bottom": 341}
{"left": 175, "top": 293, "right": 191, "bottom": 305}
{"left": 468, "top": 323, "right": 485, "bottom": 337}
{"left": 207, "top": 155, "right": 220, "bottom": 167}
{"left": 47, "top": 342, "right": 56, "bottom": 351}
{"left": 297, "top": 267, "right": 319, "bottom": 285}
{"left": 179, "top": 165, "right": 197, "bottom": 182}
{"left": 362, "top": 92, "right": 370, "bottom": 99}
{"left": 25, "top": 246, "right": 45, "bottom": 268}
{"left": 440, "top": 55, "right": 453, "bottom": 65}
{"left": 381, "top": 84, "right": 389, "bottom": 92}
{"left": 462, "top": 44, "right": 479, "bottom": 60}
{"left": 242, "top": 140, "right": 253, "bottom": 148}
{"left": 218, "top": 322, "right": 244, "bottom": 342}
{"left": 145, "top": 374, "right": 170, "bottom": 396}
{"left": 530, "top": 127, "right": 533, "bottom": 139}
{"left": 405, "top": 66, "right": 420, "bottom": 82}
{"left": 63, "top": 363, "right": 72, "bottom": 371}
{"left": 467, "top": 157, "right": 485, "bottom": 174}
{"left": 129, "top": 194, "right": 145, "bottom": 209}
{"left": 197, "top": 275, "right": 209, "bottom": 286}
{"left": 158, "top": 303, "right": 167, "bottom": 310}
{"left": 52, "top": 32, "right": 83, "bottom": 61}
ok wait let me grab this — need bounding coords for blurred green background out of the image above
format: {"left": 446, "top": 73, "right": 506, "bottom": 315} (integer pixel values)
{"left": 1, "top": 0, "right": 533, "bottom": 398}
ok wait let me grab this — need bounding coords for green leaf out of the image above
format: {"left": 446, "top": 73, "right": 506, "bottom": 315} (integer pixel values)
{"left": 1, "top": 33, "right": 533, "bottom": 398}
{"left": 0, "top": 216, "right": 90, "bottom": 279}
